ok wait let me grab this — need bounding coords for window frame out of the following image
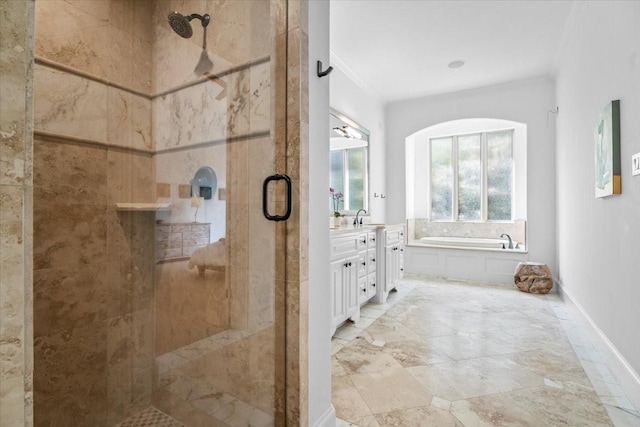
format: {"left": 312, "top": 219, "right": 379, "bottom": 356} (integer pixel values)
{"left": 428, "top": 129, "right": 514, "bottom": 222}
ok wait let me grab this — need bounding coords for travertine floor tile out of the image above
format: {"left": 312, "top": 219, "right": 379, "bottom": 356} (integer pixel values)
{"left": 350, "top": 367, "right": 432, "bottom": 414}
{"left": 332, "top": 375, "right": 373, "bottom": 422}
{"left": 332, "top": 277, "right": 633, "bottom": 427}
{"left": 375, "top": 406, "right": 463, "bottom": 427}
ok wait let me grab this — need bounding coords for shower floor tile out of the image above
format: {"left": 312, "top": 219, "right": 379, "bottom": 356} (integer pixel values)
{"left": 115, "top": 407, "right": 185, "bottom": 427}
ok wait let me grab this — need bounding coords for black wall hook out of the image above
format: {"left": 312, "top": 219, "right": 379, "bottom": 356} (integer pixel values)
{"left": 317, "top": 60, "right": 333, "bottom": 78}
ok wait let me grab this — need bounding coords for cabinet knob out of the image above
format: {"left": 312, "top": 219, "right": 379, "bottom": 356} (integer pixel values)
{"left": 400, "top": 232, "right": 404, "bottom": 236}
{"left": 400, "top": 268, "right": 404, "bottom": 271}
{"left": 349, "top": 262, "right": 352, "bottom": 267}
{"left": 372, "top": 237, "right": 376, "bottom": 241}
{"left": 372, "top": 283, "right": 376, "bottom": 287}
{"left": 361, "top": 239, "right": 366, "bottom": 244}
{"left": 372, "top": 258, "right": 376, "bottom": 262}
{"left": 362, "top": 288, "right": 367, "bottom": 293}
{"left": 361, "top": 262, "right": 366, "bottom": 266}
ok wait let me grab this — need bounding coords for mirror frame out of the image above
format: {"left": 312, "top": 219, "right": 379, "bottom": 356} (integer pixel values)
{"left": 330, "top": 108, "right": 370, "bottom": 215}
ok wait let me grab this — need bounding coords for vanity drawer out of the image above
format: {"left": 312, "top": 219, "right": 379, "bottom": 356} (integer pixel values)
{"left": 386, "top": 228, "right": 404, "bottom": 245}
{"left": 358, "top": 252, "right": 368, "bottom": 277}
{"left": 367, "top": 231, "right": 377, "bottom": 248}
{"left": 330, "top": 235, "right": 359, "bottom": 259}
{"left": 367, "top": 249, "right": 377, "bottom": 273}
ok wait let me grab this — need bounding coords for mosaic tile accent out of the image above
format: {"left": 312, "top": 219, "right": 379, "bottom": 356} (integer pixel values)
{"left": 114, "top": 407, "right": 184, "bottom": 427}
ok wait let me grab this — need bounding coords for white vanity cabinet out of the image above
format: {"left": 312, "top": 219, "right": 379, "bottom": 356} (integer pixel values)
{"left": 330, "top": 232, "right": 363, "bottom": 334}
{"left": 330, "top": 224, "right": 404, "bottom": 335}
{"left": 375, "top": 224, "right": 405, "bottom": 304}
{"left": 330, "top": 229, "right": 377, "bottom": 334}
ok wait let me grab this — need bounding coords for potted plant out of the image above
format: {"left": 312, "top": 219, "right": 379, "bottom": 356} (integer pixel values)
{"left": 329, "top": 187, "right": 344, "bottom": 227}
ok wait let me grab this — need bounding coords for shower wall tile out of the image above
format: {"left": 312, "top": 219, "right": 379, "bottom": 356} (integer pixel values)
{"left": 0, "top": 375, "right": 25, "bottom": 427}
{"left": 106, "top": 210, "right": 155, "bottom": 309}
{"left": 33, "top": 204, "right": 108, "bottom": 270}
{"left": 107, "top": 309, "right": 154, "bottom": 371}
{"left": 32, "top": 264, "right": 109, "bottom": 338}
{"left": 34, "top": 64, "right": 108, "bottom": 142}
{"left": 108, "top": 25, "right": 134, "bottom": 89}
{"left": 109, "top": 0, "right": 136, "bottom": 35}
{"left": 227, "top": 69, "right": 250, "bottom": 137}
{"left": 0, "top": 187, "right": 25, "bottom": 380}
{"left": 153, "top": 79, "right": 228, "bottom": 149}
{"left": 0, "top": 0, "right": 30, "bottom": 186}
{"left": 249, "top": 61, "right": 271, "bottom": 135}
{"left": 132, "top": 37, "right": 153, "bottom": 94}
{"left": 152, "top": 24, "right": 204, "bottom": 93}
{"left": 226, "top": 137, "right": 249, "bottom": 329}
{"left": 154, "top": 260, "right": 228, "bottom": 355}
{"left": 33, "top": 320, "right": 108, "bottom": 427}
{"left": 64, "top": 0, "right": 110, "bottom": 21}
{"left": 35, "top": 0, "right": 109, "bottom": 78}
{"left": 33, "top": 138, "right": 108, "bottom": 205}
{"left": 0, "top": 0, "right": 32, "bottom": 424}
{"left": 107, "top": 151, "right": 155, "bottom": 204}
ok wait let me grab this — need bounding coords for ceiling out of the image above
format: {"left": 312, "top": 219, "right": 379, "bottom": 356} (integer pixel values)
{"left": 330, "top": 0, "right": 575, "bottom": 104}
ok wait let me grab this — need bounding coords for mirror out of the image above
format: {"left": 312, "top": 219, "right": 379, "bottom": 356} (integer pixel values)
{"left": 191, "top": 166, "right": 217, "bottom": 200}
{"left": 330, "top": 109, "right": 369, "bottom": 215}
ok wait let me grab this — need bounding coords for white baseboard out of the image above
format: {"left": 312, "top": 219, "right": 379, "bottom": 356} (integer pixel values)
{"left": 556, "top": 280, "right": 640, "bottom": 411}
{"left": 312, "top": 404, "right": 336, "bottom": 427}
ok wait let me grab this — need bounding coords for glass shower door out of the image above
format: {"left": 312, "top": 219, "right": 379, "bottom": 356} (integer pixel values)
{"left": 32, "top": 0, "right": 289, "bottom": 425}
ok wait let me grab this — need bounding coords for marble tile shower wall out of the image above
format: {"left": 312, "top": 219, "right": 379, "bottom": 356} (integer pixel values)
{"left": 32, "top": 1, "right": 156, "bottom": 425}
{"left": 0, "top": 1, "right": 34, "bottom": 426}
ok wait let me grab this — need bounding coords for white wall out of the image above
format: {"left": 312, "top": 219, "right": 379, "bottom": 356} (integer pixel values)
{"left": 386, "top": 77, "right": 558, "bottom": 276}
{"left": 555, "top": 0, "right": 640, "bottom": 403}
{"left": 330, "top": 56, "right": 387, "bottom": 223}
{"left": 308, "top": 1, "right": 335, "bottom": 426}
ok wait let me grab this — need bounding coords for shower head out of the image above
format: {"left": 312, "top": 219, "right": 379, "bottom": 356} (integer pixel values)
{"left": 168, "top": 12, "right": 210, "bottom": 39}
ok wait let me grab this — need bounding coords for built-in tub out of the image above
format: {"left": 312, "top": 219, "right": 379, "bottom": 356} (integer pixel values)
{"left": 418, "top": 236, "right": 519, "bottom": 250}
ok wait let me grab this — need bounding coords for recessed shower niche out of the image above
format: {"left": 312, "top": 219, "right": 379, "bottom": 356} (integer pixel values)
{"left": 31, "top": 0, "right": 300, "bottom": 425}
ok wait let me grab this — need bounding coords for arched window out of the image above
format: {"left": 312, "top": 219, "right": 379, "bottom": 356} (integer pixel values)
{"left": 406, "top": 118, "right": 527, "bottom": 231}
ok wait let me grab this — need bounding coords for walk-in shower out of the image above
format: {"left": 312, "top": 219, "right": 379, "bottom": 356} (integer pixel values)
{"left": 30, "top": 1, "right": 297, "bottom": 425}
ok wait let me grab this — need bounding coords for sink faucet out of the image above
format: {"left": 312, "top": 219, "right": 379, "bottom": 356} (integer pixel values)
{"left": 354, "top": 209, "right": 367, "bottom": 226}
{"left": 500, "top": 233, "right": 513, "bottom": 249}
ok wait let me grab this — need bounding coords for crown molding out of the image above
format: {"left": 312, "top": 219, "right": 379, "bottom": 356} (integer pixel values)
{"left": 330, "top": 50, "right": 385, "bottom": 105}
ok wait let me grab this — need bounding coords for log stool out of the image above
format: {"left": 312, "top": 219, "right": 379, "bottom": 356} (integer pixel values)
{"left": 514, "top": 262, "right": 553, "bottom": 294}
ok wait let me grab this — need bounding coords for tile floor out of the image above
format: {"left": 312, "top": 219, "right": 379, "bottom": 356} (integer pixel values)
{"left": 332, "top": 275, "right": 640, "bottom": 426}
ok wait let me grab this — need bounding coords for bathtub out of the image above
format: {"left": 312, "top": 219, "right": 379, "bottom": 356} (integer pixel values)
{"left": 418, "top": 236, "right": 518, "bottom": 250}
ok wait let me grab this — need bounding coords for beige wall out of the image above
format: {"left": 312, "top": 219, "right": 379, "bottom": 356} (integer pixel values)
{"left": 0, "top": 1, "right": 34, "bottom": 426}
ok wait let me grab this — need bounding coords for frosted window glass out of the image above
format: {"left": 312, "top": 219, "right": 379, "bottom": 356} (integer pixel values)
{"left": 457, "top": 134, "right": 481, "bottom": 221}
{"left": 347, "top": 147, "right": 365, "bottom": 211}
{"left": 487, "top": 131, "right": 513, "bottom": 220}
{"left": 431, "top": 137, "right": 453, "bottom": 220}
